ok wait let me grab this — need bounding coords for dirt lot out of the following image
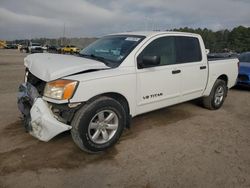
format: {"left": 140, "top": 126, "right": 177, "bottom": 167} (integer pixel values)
{"left": 0, "top": 49, "right": 249, "bottom": 188}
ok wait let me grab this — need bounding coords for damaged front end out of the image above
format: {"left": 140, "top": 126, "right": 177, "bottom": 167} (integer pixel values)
{"left": 17, "top": 82, "right": 39, "bottom": 131}
{"left": 17, "top": 82, "right": 72, "bottom": 141}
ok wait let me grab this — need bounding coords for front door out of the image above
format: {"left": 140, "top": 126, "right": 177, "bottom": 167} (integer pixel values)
{"left": 136, "top": 36, "right": 182, "bottom": 114}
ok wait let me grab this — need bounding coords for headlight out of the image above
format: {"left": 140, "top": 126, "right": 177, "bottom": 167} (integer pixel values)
{"left": 44, "top": 79, "right": 78, "bottom": 100}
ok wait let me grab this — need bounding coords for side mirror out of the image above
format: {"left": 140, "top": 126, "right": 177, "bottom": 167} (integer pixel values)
{"left": 138, "top": 55, "right": 160, "bottom": 68}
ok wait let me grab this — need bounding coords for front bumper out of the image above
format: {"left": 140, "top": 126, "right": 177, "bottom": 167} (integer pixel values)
{"left": 17, "top": 83, "right": 72, "bottom": 141}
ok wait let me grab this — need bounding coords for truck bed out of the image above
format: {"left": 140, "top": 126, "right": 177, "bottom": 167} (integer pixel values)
{"left": 208, "top": 56, "right": 238, "bottom": 62}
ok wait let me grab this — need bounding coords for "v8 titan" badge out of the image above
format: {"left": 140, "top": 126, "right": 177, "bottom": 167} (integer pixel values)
{"left": 143, "top": 93, "right": 163, "bottom": 100}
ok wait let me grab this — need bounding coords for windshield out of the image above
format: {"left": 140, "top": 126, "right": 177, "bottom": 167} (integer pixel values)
{"left": 239, "top": 53, "right": 250, "bottom": 63}
{"left": 80, "top": 35, "right": 145, "bottom": 67}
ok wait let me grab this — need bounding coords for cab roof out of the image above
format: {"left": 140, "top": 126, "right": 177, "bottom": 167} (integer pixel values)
{"left": 109, "top": 31, "right": 201, "bottom": 38}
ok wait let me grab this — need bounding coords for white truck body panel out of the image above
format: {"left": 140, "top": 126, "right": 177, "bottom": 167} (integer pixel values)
{"left": 65, "top": 32, "right": 238, "bottom": 116}
{"left": 21, "top": 31, "right": 239, "bottom": 141}
{"left": 203, "top": 59, "right": 238, "bottom": 96}
{"left": 24, "top": 53, "right": 108, "bottom": 82}
{"left": 66, "top": 67, "right": 137, "bottom": 116}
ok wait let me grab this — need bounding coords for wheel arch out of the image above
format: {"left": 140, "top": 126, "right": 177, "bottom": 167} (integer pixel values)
{"left": 203, "top": 74, "right": 229, "bottom": 96}
{"left": 217, "top": 74, "right": 228, "bottom": 86}
{"left": 86, "top": 92, "right": 131, "bottom": 128}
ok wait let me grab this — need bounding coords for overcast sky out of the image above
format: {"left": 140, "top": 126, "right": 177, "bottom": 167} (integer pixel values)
{"left": 0, "top": 0, "right": 249, "bottom": 40}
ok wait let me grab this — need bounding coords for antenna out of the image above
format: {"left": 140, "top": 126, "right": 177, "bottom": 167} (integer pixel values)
{"left": 63, "top": 22, "right": 65, "bottom": 39}
{"left": 61, "top": 23, "right": 65, "bottom": 46}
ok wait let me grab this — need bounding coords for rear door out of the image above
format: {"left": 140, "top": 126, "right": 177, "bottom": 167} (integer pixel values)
{"left": 175, "top": 36, "right": 208, "bottom": 102}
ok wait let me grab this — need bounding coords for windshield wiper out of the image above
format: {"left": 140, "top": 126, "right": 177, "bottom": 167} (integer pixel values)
{"left": 80, "top": 54, "right": 110, "bottom": 66}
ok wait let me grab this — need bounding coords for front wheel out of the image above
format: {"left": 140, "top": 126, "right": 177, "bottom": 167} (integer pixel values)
{"left": 71, "top": 97, "right": 126, "bottom": 153}
{"left": 202, "top": 79, "right": 227, "bottom": 110}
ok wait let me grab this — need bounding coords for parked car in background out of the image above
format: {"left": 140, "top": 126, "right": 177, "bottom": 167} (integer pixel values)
{"left": 20, "top": 45, "right": 29, "bottom": 53}
{"left": 42, "top": 45, "right": 48, "bottom": 52}
{"left": 47, "top": 45, "right": 59, "bottom": 53}
{"left": 237, "top": 52, "right": 250, "bottom": 86}
{"left": 61, "top": 45, "right": 80, "bottom": 54}
{"left": 18, "top": 31, "right": 238, "bottom": 153}
{"left": 56, "top": 46, "right": 65, "bottom": 54}
{"left": 28, "top": 42, "right": 43, "bottom": 53}
{"left": 4, "top": 43, "right": 17, "bottom": 49}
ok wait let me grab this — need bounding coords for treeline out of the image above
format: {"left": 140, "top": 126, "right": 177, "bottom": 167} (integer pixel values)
{"left": 172, "top": 26, "right": 250, "bottom": 53}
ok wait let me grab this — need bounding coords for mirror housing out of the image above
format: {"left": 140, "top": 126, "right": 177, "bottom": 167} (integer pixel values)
{"left": 205, "top": 49, "right": 210, "bottom": 55}
{"left": 138, "top": 55, "right": 160, "bottom": 68}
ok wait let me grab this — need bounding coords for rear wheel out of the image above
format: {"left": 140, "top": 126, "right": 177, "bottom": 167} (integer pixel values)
{"left": 71, "top": 97, "right": 126, "bottom": 153}
{"left": 202, "top": 79, "right": 227, "bottom": 110}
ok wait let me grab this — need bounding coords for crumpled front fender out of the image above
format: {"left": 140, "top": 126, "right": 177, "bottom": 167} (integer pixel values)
{"left": 29, "top": 98, "right": 72, "bottom": 142}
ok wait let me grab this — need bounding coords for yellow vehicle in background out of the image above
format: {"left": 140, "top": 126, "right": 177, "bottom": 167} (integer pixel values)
{"left": 61, "top": 45, "right": 80, "bottom": 54}
{"left": 0, "top": 40, "right": 6, "bottom": 49}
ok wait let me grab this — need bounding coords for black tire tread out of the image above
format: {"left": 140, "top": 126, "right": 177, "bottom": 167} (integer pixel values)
{"left": 202, "top": 79, "right": 227, "bottom": 110}
{"left": 71, "top": 96, "right": 126, "bottom": 153}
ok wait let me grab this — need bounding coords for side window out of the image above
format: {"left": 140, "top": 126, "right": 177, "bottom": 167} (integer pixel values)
{"left": 175, "top": 36, "right": 202, "bottom": 63}
{"left": 138, "top": 36, "right": 176, "bottom": 67}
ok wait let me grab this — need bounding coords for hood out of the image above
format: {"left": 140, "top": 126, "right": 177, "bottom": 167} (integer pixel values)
{"left": 24, "top": 53, "right": 109, "bottom": 82}
{"left": 239, "top": 62, "right": 250, "bottom": 74}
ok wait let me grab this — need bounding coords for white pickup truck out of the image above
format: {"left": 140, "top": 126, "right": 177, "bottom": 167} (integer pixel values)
{"left": 18, "top": 31, "right": 238, "bottom": 153}
{"left": 28, "top": 42, "right": 43, "bottom": 53}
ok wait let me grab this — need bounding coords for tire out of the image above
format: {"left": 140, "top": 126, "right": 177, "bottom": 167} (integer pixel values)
{"left": 71, "top": 96, "right": 126, "bottom": 153}
{"left": 202, "top": 79, "right": 227, "bottom": 110}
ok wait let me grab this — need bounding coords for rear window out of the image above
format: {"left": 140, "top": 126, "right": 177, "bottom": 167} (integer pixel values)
{"left": 175, "top": 36, "right": 202, "bottom": 63}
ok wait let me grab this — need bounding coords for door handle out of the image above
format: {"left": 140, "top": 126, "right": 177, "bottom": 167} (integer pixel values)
{"left": 200, "top": 66, "right": 207, "bottom": 70}
{"left": 172, "top": 70, "right": 181, "bottom": 74}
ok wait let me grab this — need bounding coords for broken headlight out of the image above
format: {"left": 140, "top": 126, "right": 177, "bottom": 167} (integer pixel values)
{"left": 44, "top": 79, "right": 78, "bottom": 100}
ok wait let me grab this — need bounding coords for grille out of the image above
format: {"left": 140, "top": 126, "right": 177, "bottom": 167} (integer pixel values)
{"left": 27, "top": 71, "right": 46, "bottom": 95}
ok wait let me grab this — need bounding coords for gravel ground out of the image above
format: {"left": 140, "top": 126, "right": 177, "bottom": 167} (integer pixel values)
{"left": 0, "top": 49, "right": 249, "bottom": 188}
